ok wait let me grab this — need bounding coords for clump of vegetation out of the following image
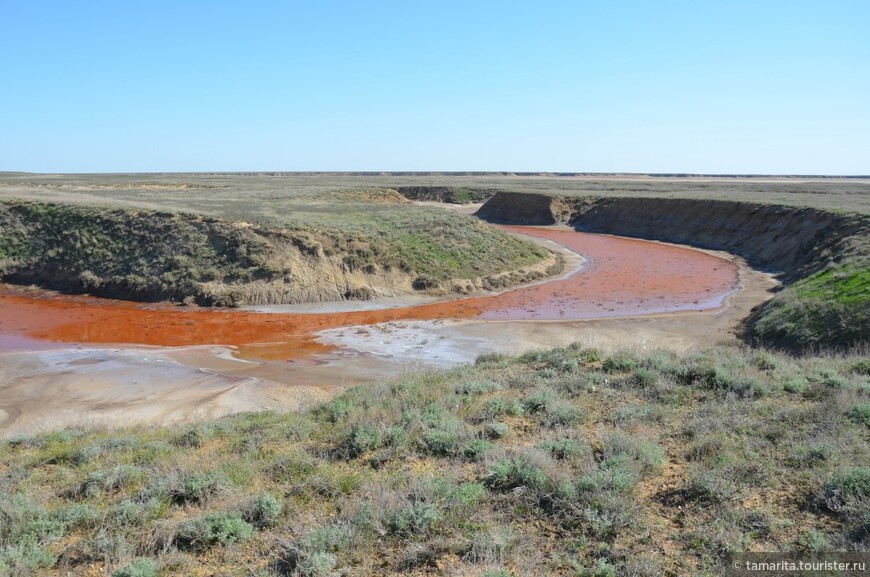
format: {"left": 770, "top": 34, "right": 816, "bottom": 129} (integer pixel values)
{"left": 1, "top": 344, "right": 868, "bottom": 575}
{"left": 751, "top": 258, "right": 870, "bottom": 351}
{"left": 112, "top": 558, "right": 157, "bottom": 577}
{"left": 172, "top": 511, "right": 255, "bottom": 552}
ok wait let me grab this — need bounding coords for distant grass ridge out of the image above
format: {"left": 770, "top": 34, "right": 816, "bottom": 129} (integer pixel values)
{"left": 2, "top": 344, "right": 868, "bottom": 575}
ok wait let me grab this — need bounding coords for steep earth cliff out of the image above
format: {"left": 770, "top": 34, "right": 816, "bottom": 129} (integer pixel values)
{"left": 477, "top": 192, "right": 870, "bottom": 350}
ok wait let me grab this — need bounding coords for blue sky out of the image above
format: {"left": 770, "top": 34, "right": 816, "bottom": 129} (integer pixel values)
{"left": 1, "top": 1, "right": 868, "bottom": 174}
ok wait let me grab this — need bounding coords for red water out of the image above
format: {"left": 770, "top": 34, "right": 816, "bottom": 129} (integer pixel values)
{"left": 0, "top": 227, "right": 737, "bottom": 359}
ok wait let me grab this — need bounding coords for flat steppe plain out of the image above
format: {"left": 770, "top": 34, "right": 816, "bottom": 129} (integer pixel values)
{"left": 2, "top": 171, "right": 869, "bottom": 213}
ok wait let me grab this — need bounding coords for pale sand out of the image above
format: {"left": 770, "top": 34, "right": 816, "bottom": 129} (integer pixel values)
{"left": 0, "top": 346, "right": 331, "bottom": 436}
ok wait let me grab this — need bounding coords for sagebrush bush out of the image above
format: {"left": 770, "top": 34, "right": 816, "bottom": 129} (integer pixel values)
{"left": 112, "top": 558, "right": 158, "bottom": 577}
{"left": 244, "top": 493, "right": 283, "bottom": 528}
{"left": 174, "top": 512, "right": 254, "bottom": 551}
{"left": 168, "top": 471, "right": 227, "bottom": 504}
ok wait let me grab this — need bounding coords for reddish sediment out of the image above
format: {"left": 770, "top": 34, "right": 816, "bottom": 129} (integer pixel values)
{"left": 0, "top": 227, "right": 738, "bottom": 358}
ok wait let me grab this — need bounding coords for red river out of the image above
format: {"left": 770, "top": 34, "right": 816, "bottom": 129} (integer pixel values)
{"left": 0, "top": 227, "right": 737, "bottom": 359}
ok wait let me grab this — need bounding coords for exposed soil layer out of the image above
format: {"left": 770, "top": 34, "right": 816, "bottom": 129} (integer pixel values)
{"left": 477, "top": 193, "right": 869, "bottom": 277}
{"left": 394, "top": 186, "right": 495, "bottom": 204}
{"left": 477, "top": 192, "right": 870, "bottom": 349}
{"left": 0, "top": 227, "right": 737, "bottom": 357}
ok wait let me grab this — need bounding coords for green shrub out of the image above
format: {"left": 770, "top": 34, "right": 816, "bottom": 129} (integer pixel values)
{"left": 267, "top": 452, "right": 318, "bottom": 482}
{"left": 455, "top": 380, "right": 501, "bottom": 396}
{"left": 0, "top": 499, "right": 98, "bottom": 546}
{"left": 523, "top": 390, "right": 554, "bottom": 413}
{"left": 483, "top": 422, "right": 510, "bottom": 439}
{"left": 174, "top": 512, "right": 254, "bottom": 551}
{"left": 171, "top": 471, "right": 226, "bottom": 504}
{"left": 480, "top": 397, "right": 524, "bottom": 419}
{"left": 602, "top": 431, "right": 664, "bottom": 476}
{"left": 846, "top": 403, "right": 870, "bottom": 427}
{"left": 526, "top": 348, "right": 581, "bottom": 373}
{"left": 298, "top": 523, "right": 351, "bottom": 553}
{"left": 386, "top": 503, "right": 440, "bottom": 536}
{"left": 603, "top": 351, "right": 640, "bottom": 373}
{"left": 475, "top": 352, "right": 508, "bottom": 365}
{"left": 628, "top": 368, "right": 659, "bottom": 389}
{"left": 684, "top": 465, "right": 738, "bottom": 503}
{"left": 577, "top": 457, "right": 638, "bottom": 494}
{"left": 820, "top": 374, "right": 851, "bottom": 390}
{"left": 821, "top": 467, "right": 870, "bottom": 510}
{"left": 483, "top": 457, "right": 549, "bottom": 493}
{"left": 538, "top": 438, "right": 590, "bottom": 460}
{"left": 110, "top": 499, "right": 164, "bottom": 526}
{"left": 112, "top": 558, "right": 158, "bottom": 577}
{"left": 482, "top": 571, "right": 514, "bottom": 577}
{"left": 420, "top": 429, "right": 462, "bottom": 457}
{"left": 796, "top": 529, "right": 833, "bottom": 552}
{"left": 610, "top": 404, "right": 659, "bottom": 424}
{"left": 783, "top": 377, "right": 808, "bottom": 393}
{"left": 679, "top": 361, "right": 767, "bottom": 397}
{"left": 69, "top": 443, "right": 103, "bottom": 465}
{"left": 849, "top": 359, "right": 870, "bottom": 376}
{"left": 342, "top": 425, "right": 384, "bottom": 458}
{"left": 172, "top": 424, "right": 215, "bottom": 448}
{"left": 567, "top": 343, "right": 602, "bottom": 363}
{"left": 574, "top": 558, "right": 616, "bottom": 577}
{"left": 785, "top": 443, "right": 829, "bottom": 469}
{"left": 463, "top": 438, "right": 494, "bottom": 460}
{"left": 452, "top": 482, "right": 487, "bottom": 506}
{"left": 0, "top": 543, "right": 55, "bottom": 575}
{"left": 321, "top": 398, "right": 354, "bottom": 423}
{"left": 420, "top": 403, "right": 449, "bottom": 427}
{"left": 78, "top": 465, "right": 142, "bottom": 497}
{"left": 751, "top": 350, "right": 782, "bottom": 372}
{"left": 296, "top": 551, "right": 336, "bottom": 577}
{"left": 542, "top": 401, "right": 583, "bottom": 427}
{"left": 244, "top": 493, "right": 283, "bottom": 528}
{"left": 282, "top": 523, "right": 347, "bottom": 577}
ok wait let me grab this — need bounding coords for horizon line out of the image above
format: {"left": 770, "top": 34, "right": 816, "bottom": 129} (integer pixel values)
{"left": 2, "top": 171, "right": 869, "bottom": 179}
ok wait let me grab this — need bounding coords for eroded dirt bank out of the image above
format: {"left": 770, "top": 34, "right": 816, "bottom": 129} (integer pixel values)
{"left": 477, "top": 192, "right": 870, "bottom": 349}
{"left": 477, "top": 192, "right": 869, "bottom": 279}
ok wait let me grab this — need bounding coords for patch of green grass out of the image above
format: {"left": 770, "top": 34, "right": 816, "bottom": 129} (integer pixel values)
{"left": 797, "top": 264, "right": 870, "bottom": 306}
{"left": 750, "top": 260, "right": 870, "bottom": 351}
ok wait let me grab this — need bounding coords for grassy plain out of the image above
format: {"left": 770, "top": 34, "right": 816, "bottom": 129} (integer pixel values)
{"left": 2, "top": 172, "right": 869, "bottom": 214}
{"left": 2, "top": 345, "right": 869, "bottom": 576}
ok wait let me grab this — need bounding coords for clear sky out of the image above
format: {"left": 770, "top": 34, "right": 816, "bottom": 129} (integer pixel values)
{"left": 1, "top": 1, "right": 868, "bottom": 174}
